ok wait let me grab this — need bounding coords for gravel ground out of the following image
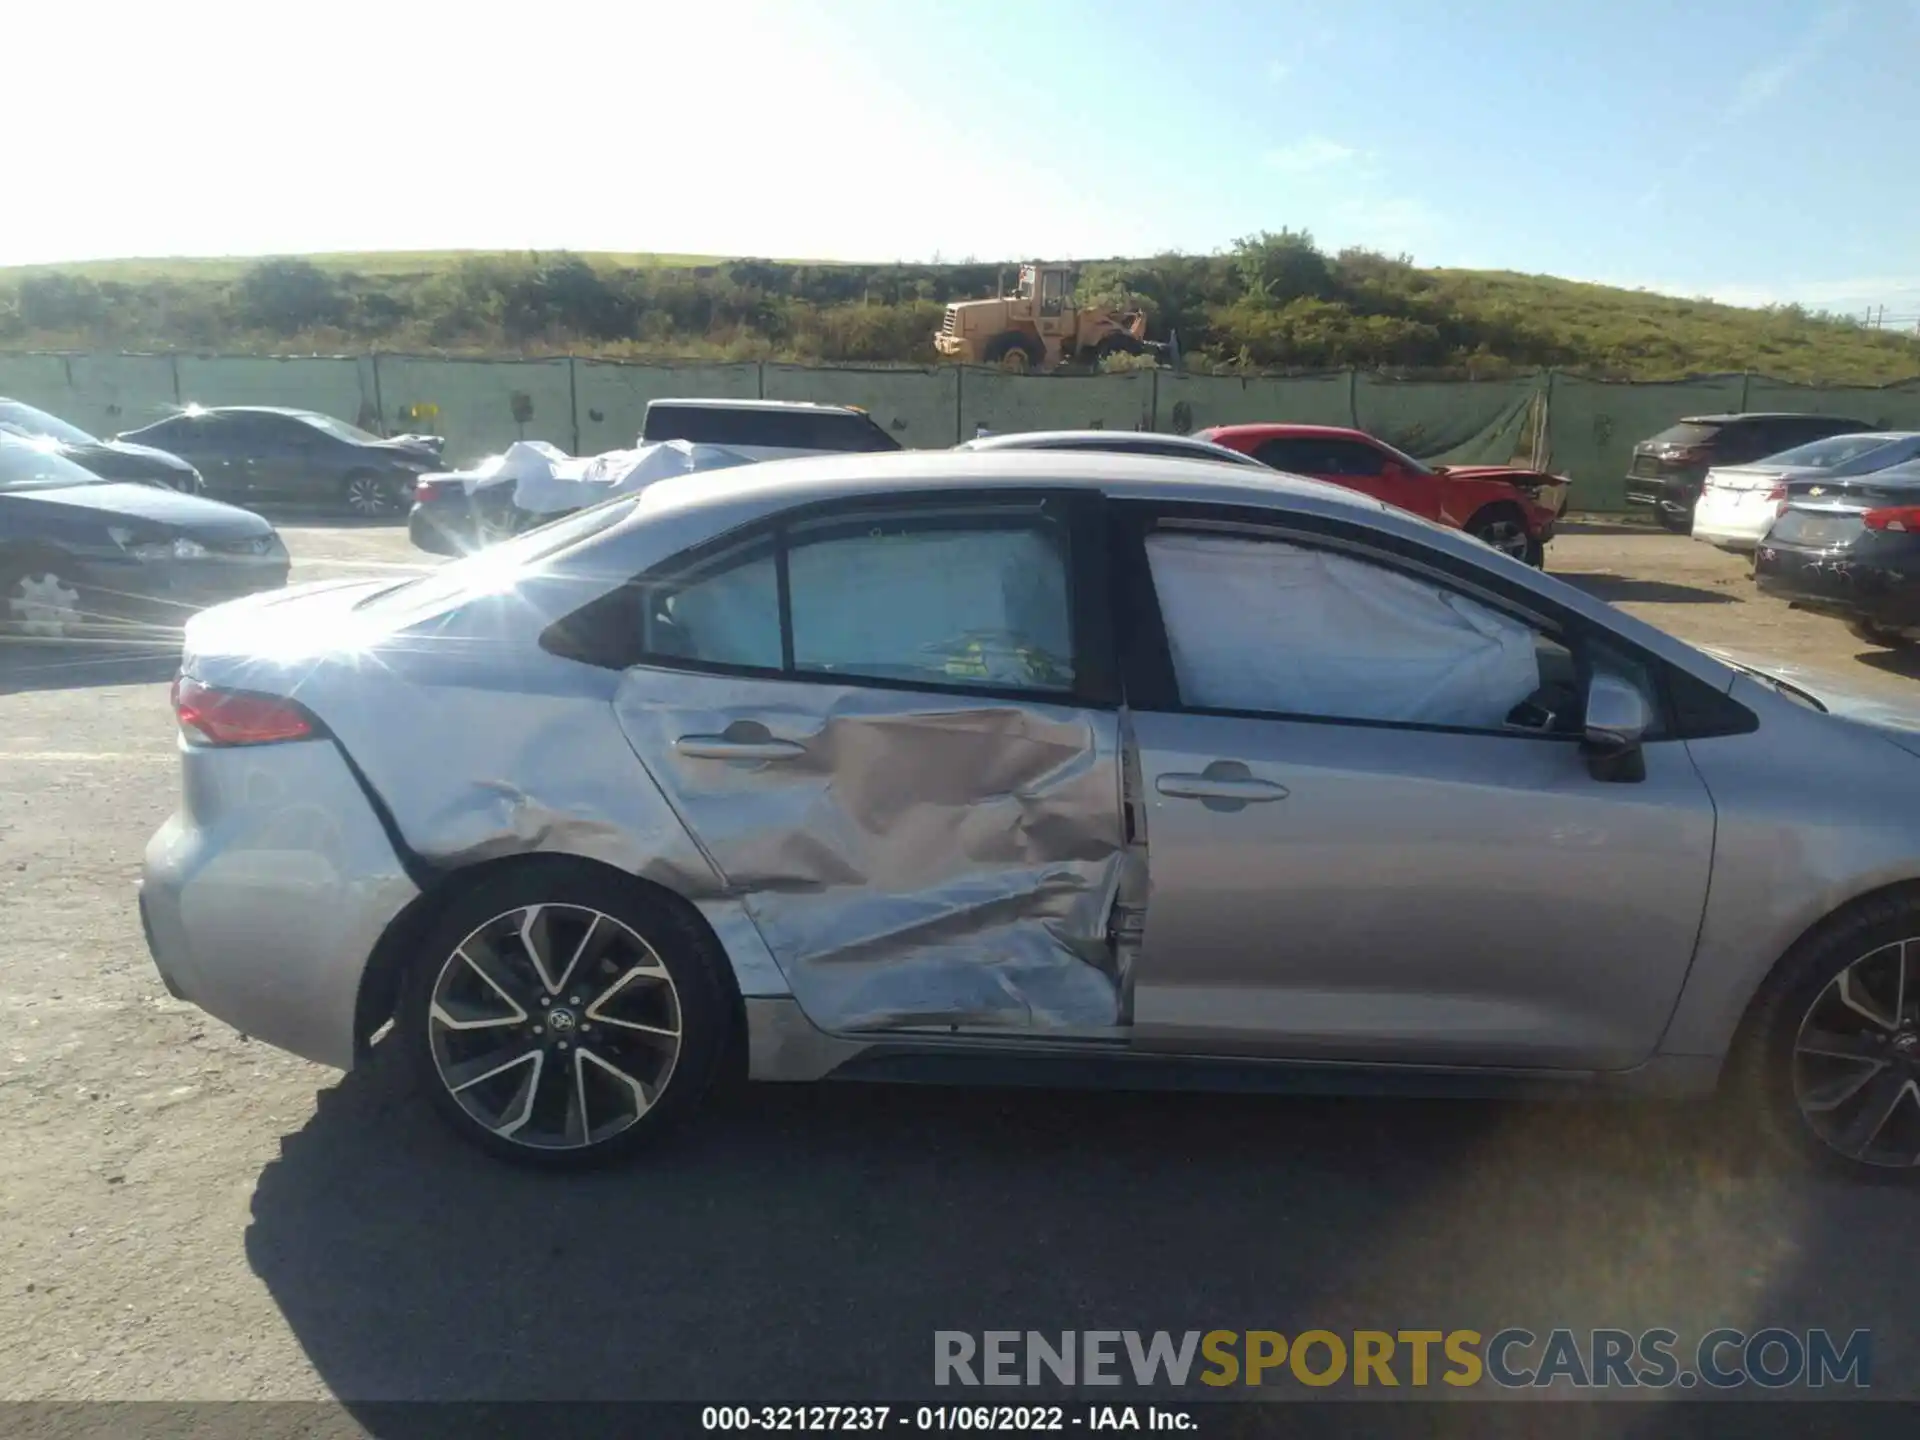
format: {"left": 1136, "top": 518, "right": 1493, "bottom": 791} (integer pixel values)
{"left": 2, "top": 518, "right": 1917, "bottom": 1410}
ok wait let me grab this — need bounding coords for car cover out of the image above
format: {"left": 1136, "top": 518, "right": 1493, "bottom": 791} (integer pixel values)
{"left": 448, "top": 439, "right": 755, "bottom": 516}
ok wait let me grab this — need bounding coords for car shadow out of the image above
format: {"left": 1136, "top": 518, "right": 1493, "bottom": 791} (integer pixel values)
{"left": 1853, "top": 647, "right": 1920, "bottom": 682}
{"left": 242, "top": 1041, "right": 1918, "bottom": 1421}
{"left": 1557, "top": 521, "right": 1661, "bottom": 537}
{"left": 0, "top": 639, "right": 180, "bottom": 694}
{"left": 1557, "top": 573, "right": 1739, "bottom": 606}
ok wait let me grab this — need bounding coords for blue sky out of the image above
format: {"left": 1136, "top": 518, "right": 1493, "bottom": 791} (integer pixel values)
{"left": 8, "top": 0, "right": 1919, "bottom": 316}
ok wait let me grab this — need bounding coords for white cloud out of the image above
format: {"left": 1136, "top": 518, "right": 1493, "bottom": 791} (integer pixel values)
{"left": 1266, "top": 137, "right": 1363, "bottom": 174}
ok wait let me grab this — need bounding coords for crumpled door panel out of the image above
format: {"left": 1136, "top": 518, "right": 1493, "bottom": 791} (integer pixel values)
{"left": 612, "top": 668, "right": 1127, "bottom": 1033}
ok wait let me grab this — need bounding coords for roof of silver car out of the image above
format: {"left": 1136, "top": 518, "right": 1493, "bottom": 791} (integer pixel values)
{"left": 639, "top": 446, "right": 1389, "bottom": 517}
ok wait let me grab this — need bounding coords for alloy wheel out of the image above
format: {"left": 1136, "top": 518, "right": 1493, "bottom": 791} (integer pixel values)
{"left": 346, "top": 475, "right": 394, "bottom": 517}
{"left": 1474, "top": 518, "right": 1532, "bottom": 562}
{"left": 6, "top": 572, "right": 84, "bottom": 639}
{"left": 427, "top": 903, "right": 683, "bottom": 1151}
{"left": 1792, "top": 939, "right": 1920, "bottom": 1168}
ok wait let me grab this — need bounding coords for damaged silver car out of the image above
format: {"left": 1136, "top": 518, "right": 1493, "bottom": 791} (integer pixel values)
{"left": 142, "top": 453, "right": 1920, "bottom": 1176}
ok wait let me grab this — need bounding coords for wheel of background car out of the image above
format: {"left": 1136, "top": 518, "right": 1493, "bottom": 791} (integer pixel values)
{"left": 342, "top": 470, "right": 399, "bottom": 519}
{"left": 1732, "top": 890, "right": 1920, "bottom": 1180}
{"left": 1, "top": 561, "right": 85, "bottom": 640}
{"left": 1465, "top": 506, "right": 1536, "bottom": 566}
{"left": 399, "top": 858, "right": 732, "bottom": 1169}
{"left": 1656, "top": 508, "right": 1693, "bottom": 534}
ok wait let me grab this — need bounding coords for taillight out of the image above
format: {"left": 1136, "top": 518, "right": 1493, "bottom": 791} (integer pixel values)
{"left": 171, "top": 675, "right": 316, "bottom": 746}
{"left": 1862, "top": 507, "right": 1920, "bottom": 533}
{"left": 1766, "top": 483, "right": 1788, "bottom": 516}
{"left": 412, "top": 478, "right": 443, "bottom": 501}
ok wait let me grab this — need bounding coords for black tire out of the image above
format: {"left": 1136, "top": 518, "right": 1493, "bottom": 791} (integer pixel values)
{"left": 399, "top": 859, "right": 735, "bottom": 1170}
{"left": 1656, "top": 506, "right": 1694, "bottom": 534}
{"left": 1729, "top": 888, "right": 1920, "bottom": 1182}
{"left": 983, "top": 331, "right": 1043, "bottom": 374}
{"left": 342, "top": 470, "right": 402, "bottom": 519}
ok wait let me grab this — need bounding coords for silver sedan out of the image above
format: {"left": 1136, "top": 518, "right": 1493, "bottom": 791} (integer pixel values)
{"left": 141, "top": 452, "right": 1920, "bottom": 1176}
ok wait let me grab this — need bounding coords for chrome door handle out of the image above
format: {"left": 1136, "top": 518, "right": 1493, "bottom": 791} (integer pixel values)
{"left": 1155, "top": 774, "right": 1289, "bottom": 802}
{"left": 674, "top": 735, "right": 806, "bottom": 762}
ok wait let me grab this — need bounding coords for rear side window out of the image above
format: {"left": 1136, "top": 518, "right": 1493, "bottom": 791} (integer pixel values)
{"left": 1253, "top": 436, "right": 1384, "bottom": 476}
{"left": 1647, "top": 422, "right": 1724, "bottom": 446}
{"left": 641, "top": 404, "right": 901, "bottom": 452}
{"left": 637, "top": 505, "right": 1075, "bottom": 694}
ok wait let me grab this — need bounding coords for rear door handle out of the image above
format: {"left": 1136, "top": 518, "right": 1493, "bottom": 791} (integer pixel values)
{"left": 1155, "top": 774, "right": 1289, "bottom": 803}
{"left": 674, "top": 735, "right": 806, "bottom": 762}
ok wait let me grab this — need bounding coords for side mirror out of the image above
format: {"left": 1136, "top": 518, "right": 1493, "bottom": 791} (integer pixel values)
{"left": 1582, "top": 672, "right": 1650, "bottom": 782}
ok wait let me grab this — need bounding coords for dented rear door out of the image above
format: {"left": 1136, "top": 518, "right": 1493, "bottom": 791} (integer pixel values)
{"left": 609, "top": 489, "right": 1131, "bottom": 1037}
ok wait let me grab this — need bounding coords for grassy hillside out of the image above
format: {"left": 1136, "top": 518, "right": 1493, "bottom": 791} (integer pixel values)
{"left": 2, "top": 236, "right": 1916, "bottom": 384}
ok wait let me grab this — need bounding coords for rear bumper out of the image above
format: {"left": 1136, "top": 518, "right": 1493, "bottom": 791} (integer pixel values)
{"left": 1625, "top": 473, "right": 1701, "bottom": 513}
{"left": 407, "top": 501, "right": 469, "bottom": 556}
{"left": 1753, "top": 536, "right": 1920, "bottom": 631}
{"left": 140, "top": 738, "right": 419, "bottom": 1070}
{"left": 1689, "top": 489, "right": 1775, "bottom": 551}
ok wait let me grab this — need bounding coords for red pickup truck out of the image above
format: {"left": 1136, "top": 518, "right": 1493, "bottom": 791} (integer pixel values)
{"left": 1198, "top": 423, "right": 1570, "bottom": 567}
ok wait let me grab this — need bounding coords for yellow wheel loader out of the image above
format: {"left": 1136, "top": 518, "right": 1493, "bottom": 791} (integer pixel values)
{"left": 933, "top": 262, "right": 1154, "bottom": 373}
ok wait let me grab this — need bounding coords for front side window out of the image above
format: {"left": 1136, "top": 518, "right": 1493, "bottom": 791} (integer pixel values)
{"left": 637, "top": 505, "right": 1076, "bottom": 694}
{"left": 1144, "top": 529, "right": 1565, "bottom": 732}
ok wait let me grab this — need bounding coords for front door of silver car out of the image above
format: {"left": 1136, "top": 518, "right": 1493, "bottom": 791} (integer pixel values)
{"left": 1107, "top": 506, "right": 1717, "bottom": 1071}
{"left": 608, "top": 490, "right": 1135, "bottom": 1038}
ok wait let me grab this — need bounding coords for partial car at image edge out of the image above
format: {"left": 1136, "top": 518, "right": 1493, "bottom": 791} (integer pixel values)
{"left": 0, "top": 433, "right": 288, "bottom": 639}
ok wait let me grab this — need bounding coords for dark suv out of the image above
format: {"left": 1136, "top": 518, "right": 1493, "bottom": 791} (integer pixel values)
{"left": 1627, "top": 412, "right": 1873, "bottom": 531}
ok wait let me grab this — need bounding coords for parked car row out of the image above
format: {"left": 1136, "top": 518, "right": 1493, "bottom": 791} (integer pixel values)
{"left": 410, "top": 402, "right": 1573, "bottom": 571}
{"left": 1627, "top": 410, "right": 1920, "bottom": 650}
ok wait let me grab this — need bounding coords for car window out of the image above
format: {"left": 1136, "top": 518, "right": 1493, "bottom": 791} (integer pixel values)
{"left": 638, "top": 504, "right": 1076, "bottom": 694}
{"left": 1144, "top": 528, "right": 1581, "bottom": 733}
{"left": 642, "top": 404, "right": 900, "bottom": 452}
{"left": 0, "top": 400, "right": 97, "bottom": 447}
{"left": 1251, "top": 438, "right": 1313, "bottom": 471}
{"left": 1647, "top": 422, "right": 1724, "bottom": 447}
{"left": 1252, "top": 437, "right": 1384, "bottom": 476}
{"left": 787, "top": 511, "right": 1073, "bottom": 690}
{"left": 1762, "top": 434, "right": 1900, "bottom": 468}
{"left": 0, "top": 437, "right": 110, "bottom": 490}
{"left": 642, "top": 536, "right": 783, "bottom": 670}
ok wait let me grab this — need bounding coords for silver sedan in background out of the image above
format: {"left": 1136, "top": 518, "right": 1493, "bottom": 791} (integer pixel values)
{"left": 141, "top": 452, "right": 1920, "bottom": 1176}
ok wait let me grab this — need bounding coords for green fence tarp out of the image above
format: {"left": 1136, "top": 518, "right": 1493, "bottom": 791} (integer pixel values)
{"left": 960, "top": 368, "right": 1152, "bottom": 436}
{"left": 1545, "top": 374, "right": 1749, "bottom": 511}
{"left": 177, "top": 356, "right": 374, "bottom": 430}
{"left": 56, "top": 354, "right": 180, "bottom": 438}
{"left": 13, "top": 351, "right": 1920, "bottom": 510}
{"left": 573, "top": 361, "right": 759, "bottom": 454}
{"left": 0, "top": 353, "right": 79, "bottom": 421}
{"left": 374, "top": 357, "right": 574, "bottom": 463}
{"left": 765, "top": 364, "right": 957, "bottom": 450}
{"left": 1158, "top": 371, "right": 1353, "bottom": 433}
{"left": 1742, "top": 378, "right": 1920, "bottom": 431}
{"left": 1356, "top": 374, "right": 1546, "bottom": 466}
